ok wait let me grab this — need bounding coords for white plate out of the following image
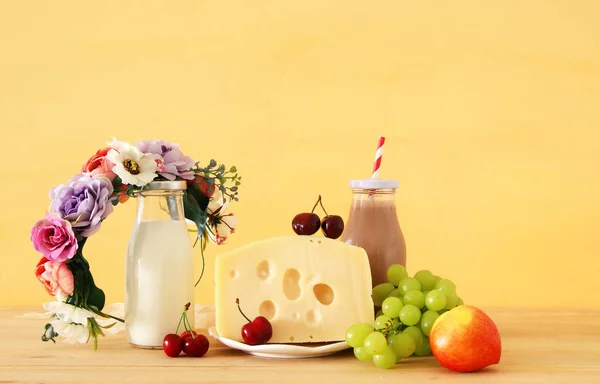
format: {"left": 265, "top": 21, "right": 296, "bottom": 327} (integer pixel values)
{"left": 208, "top": 327, "right": 351, "bottom": 359}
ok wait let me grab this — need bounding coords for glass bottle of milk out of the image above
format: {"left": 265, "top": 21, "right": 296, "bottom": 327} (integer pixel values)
{"left": 125, "top": 180, "right": 195, "bottom": 348}
{"left": 340, "top": 179, "right": 407, "bottom": 287}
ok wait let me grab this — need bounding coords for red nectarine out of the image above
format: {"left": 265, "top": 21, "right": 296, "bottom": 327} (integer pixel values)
{"left": 429, "top": 305, "right": 501, "bottom": 372}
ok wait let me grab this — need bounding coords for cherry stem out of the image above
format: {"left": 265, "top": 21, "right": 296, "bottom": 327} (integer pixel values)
{"left": 236, "top": 298, "right": 252, "bottom": 323}
{"left": 310, "top": 195, "right": 322, "bottom": 214}
{"left": 175, "top": 302, "right": 191, "bottom": 334}
{"left": 183, "top": 312, "right": 196, "bottom": 339}
{"left": 175, "top": 312, "right": 185, "bottom": 334}
{"left": 318, "top": 196, "right": 330, "bottom": 217}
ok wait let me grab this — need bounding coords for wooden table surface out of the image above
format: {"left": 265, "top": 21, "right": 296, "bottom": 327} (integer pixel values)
{"left": 1, "top": 307, "right": 599, "bottom": 383}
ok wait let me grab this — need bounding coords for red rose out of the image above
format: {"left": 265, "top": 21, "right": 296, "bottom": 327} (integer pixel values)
{"left": 194, "top": 177, "right": 216, "bottom": 197}
{"left": 82, "top": 147, "right": 117, "bottom": 181}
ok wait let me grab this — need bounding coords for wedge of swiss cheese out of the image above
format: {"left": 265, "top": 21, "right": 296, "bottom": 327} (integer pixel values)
{"left": 215, "top": 236, "right": 374, "bottom": 344}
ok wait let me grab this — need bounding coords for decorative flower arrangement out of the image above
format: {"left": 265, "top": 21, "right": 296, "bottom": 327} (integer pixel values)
{"left": 31, "top": 138, "right": 241, "bottom": 349}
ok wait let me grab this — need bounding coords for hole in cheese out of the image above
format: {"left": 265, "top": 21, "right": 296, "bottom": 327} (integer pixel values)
{"left": 256, "top": 260, "right": 271, "bottom": 280}
{"left": 289, "top": 336, "right": 294, "bottom": 342}
{"left": 282, "top": 268, "right": 301, "bottom": 300}
{"left": 258, "top": 300, "right": 276, "bottom": 320}
{"left": 305, "top": 309, "right": 321, "bottom": 325}
{"left": 292, "top": 312, "right": 300, "bottom": 321}
{"left": 230, "top": 270, "right": 239, "bottom": 279}
{"left": 313, "top": 283, "right": 334, "bottom": 305}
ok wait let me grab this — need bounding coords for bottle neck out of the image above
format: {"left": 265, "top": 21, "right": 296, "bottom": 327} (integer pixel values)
{"left": 351, "top": 188, "right": 397, "bottom": 204}
{"left": 136, "top": 190, "right": 185, "bottom": 222}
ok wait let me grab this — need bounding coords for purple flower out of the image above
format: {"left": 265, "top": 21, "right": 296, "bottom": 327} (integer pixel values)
{"left": 49, "top": 174, "right": 114, "bottom": 237}
{"left": 136, "top": 140, "right": 195, "bottom": 181}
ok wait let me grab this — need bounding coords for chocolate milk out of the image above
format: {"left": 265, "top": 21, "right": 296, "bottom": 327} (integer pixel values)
{"left": 340, "top": 180, "right": 406, "bottom": 287}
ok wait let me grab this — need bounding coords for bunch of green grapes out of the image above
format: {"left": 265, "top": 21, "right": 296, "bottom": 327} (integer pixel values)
{"left": 345, "top": 264, "right": 464, "bottom": 369}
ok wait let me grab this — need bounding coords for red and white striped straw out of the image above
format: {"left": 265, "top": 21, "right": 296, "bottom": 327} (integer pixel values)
{"left": 372, "top": 136, "right": 385, "bottom": 179}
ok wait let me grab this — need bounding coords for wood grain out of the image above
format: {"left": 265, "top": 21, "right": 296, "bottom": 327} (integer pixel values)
{"left": 1, "top": 307, "right": 599, "bottom": 383}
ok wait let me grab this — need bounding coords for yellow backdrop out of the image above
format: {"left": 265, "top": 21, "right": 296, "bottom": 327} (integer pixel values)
{"left": 1, "top": 1, "right": 599, "bottom": 308}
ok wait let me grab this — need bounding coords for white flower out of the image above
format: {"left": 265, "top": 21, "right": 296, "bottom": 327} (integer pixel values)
{"left": 50, "top": 319, "right": 90, "bottom": 344}
{"left": 43, "top": 295, "right": 95, "bottom": 344}
{"left": 106, "top": 138, "right": 158, "bottom": 187}
{"left": 206, "top": 190, "right": 238, "bottom": 245}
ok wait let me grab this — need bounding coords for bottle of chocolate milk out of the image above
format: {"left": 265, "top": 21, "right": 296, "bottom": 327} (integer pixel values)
{"left": 340, "top": 179, "right": 406, "bottom": 287}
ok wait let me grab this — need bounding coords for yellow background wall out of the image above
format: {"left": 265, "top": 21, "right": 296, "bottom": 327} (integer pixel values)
{"left": 1, "top": 1, "right": 599, "bottom": 308}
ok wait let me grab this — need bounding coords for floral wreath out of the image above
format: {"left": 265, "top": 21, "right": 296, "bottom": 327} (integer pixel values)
{"left": 30, "top": 138, "right": 241, "bottom": 349}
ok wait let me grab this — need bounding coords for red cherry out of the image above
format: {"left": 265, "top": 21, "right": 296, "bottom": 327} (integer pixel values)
{"left": 180, "top": 330, "right": 198, "bottom": 339}
{"left": 236, "top": 298, "right": 273, "bottom": 345}
{"left": 321, "top": 215, "right": 344, "bottom": 239}
{"left": 292, "top": 213, "right": 321, "bottom": 235}
{"left": 241, "top": 316, "right": 273, "bottom": 345}
{"left": 183, "top": 334, "right": 210, "bottom": 357}
{"left": 163, "top": 333, "right": 183, "bottom": 357}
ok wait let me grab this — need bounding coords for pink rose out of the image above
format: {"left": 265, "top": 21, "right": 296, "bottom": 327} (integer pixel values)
{"left": 35, "top": 257, "right": 75, "bottom": 296}
{"left": 82, "top": 147, "right": 117, "bottom": 181}
{"left": 31, "top": 214, "right": 79, "bottom": 262}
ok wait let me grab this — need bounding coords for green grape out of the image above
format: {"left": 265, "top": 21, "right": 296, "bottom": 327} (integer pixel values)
{"left": 425, "top": 290, "right": 447, "bottom": 311}
{"left": 387, "top": 264, "right": 408, "bottom": 286}
{"left": 372, "top": 345, "right": 397, "bottom": 369}
{"left": 399, "top": 304, "right": 421, "bottom": 326}
{"left": 414, "top": 336, "right": 432, "bottom": 357}
{"left": 435, "top": 278, "right": 457, "bottom": 296}
{"left": 364, "top": 332, "right": 388, "bottom": 355}
{"left": 386, "top": 333, "right": 395, "bottom": 345}
{"left": 402, "top": 326, "right": 423, "bottom": 346}
{"left": 414, "top": 270, "right": 437, "bottom": 291}
{"left": 391, "top": 333, "right": 416, "bottom": 358}
{"left": 382, "top": 297, "right": 403, "bottom": 318}
{"left": 419, "top": 310, "right": 439, "bottom": 336}
{"left": 444, "top": 293, "right": 459, "bottom": 310}
{"left": 399, "top": 277, "right": 422, "bottom": 295}
{"left": 372, "top": 283, "right": 396, "bottom": 306}
{"left": 403, "top": 290, "right": 425, "bottom": 309}
{"left": 345, "top": 323, "right": 374, "bottom": 348}
{"left": 422, "top": 290, "right": 431, "bottom": 298}
{"left": 354, "top": 346, "right": 373, "bottom": 362}
{"left": 457, "top": 297, "right": 464, "bottom": 306}
{"left": 375, "top": 315, "right": 392, "bottom": 331}
{"left": 388, "top": 289, "right": 403, "bottom": 299}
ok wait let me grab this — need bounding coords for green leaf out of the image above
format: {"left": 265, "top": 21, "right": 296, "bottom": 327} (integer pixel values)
{"left": 112, "top": 175, "right": 123, "bottom": 187}
{"left": 186, "top": 183, "right": 210, "bottom": 212}
{"left": 66, "top": 239, "right": 105, "bottom": 311}
{"left": 183, "top": 191, "right": 208, "bottom": 240}
{"left": 229, "top": 166, "right": 237, "bottom": 173}
{"left": 87, "top": 283, "right": 106, "bottom": 311}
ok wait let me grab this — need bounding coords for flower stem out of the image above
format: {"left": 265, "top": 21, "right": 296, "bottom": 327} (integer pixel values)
{"left": 87, "top": 306, "right": 124, "bottom": 323}
{"left": 194, "top": 235, "right": 206, "bottom": 287}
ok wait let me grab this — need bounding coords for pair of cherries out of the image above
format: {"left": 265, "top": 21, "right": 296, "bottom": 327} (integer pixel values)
{"left": 292, "top": 195, "right": 345, "bottom": 239}
{"left": 164, "top": 299, "right": 272, "bottom": 355}
{"left": 163, "top": 303, "right": 209, "bottom": 358}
